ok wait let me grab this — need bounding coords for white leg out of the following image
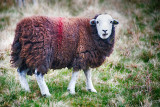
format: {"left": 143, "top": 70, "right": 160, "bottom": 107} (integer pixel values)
{"left": 35, "top": 69, "right": 51, "bottom": 97}
{"left": 67, "top": 71, "right": 79, "bottom": 95}
{"left": 84, "top": 69, "right": 97, "bottom": 93}
{"left": 18, "top": 68, "right": 30, "bottom": 91}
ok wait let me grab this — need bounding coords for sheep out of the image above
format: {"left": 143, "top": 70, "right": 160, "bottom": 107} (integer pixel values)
{"left": 10, "top": 13, "right": 119, "bottom": 97}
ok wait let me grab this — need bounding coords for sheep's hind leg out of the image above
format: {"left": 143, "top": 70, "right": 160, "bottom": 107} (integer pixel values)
{"left": 84, "top": 69, "right": 97, "bottom": 93}
{"left": 35, "top": 69, "right": 51, "bottom": 97}
{"left": 18, "top": 68, "right": 30, "bottom": 92}
{"left": 67, "top": 71, "right": 79, "bottom": 95}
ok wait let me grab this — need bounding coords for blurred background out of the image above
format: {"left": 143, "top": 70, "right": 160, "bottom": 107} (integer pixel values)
{"left": 0, "top": 0, "right": 159, "bottom": 106}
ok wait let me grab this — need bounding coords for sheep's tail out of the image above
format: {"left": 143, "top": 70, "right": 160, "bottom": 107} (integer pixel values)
{"left": 10, "top": 24, "right": 22, "bottom": 67}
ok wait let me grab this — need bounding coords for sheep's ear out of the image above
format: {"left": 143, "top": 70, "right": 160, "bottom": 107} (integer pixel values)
{"left": 90, "top": 19, "right": 96, "bottom": 25}
{"left": 113, "top": 19, "right": 119, "bottom": 25}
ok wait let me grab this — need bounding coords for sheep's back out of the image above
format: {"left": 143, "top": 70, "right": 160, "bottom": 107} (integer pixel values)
{"left": 51, "top": 18, "right": 80, "bottom": 69}
{"left": 17, "top": 16, "right": 81, "bottom": 71}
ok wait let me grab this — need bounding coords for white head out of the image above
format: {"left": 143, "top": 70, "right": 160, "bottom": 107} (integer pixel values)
{"left": 90, "top": 14, "right": 119, "bottom": 39}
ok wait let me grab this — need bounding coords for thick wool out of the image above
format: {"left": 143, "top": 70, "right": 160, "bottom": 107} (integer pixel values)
{"left": 11, "top": 16, "right": 115, "bottom": 75}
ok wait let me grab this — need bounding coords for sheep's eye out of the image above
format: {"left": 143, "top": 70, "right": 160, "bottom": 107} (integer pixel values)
{"left": 97, "top": 21, "right": 99, "bottom": 24}
{"left": 110, "top": 21, "right": 112, "bottom": 23}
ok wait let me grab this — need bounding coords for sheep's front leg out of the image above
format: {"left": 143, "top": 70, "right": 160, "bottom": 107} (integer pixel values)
{"left": 67, "top": 71, "right": 79, "bottom": 94}
{"left": 84, "top": 69, "right": 97, "bottom": 93}
{"left": 35, "top": 69, "right": 51, "bottom": 97}
{"left": 18, "top": 68, "right": 30, "bottom": 91}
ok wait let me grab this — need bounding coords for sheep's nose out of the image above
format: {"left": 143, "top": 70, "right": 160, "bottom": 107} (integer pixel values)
{"left": 102, "top": 30, "right": 107, "bottom": 33}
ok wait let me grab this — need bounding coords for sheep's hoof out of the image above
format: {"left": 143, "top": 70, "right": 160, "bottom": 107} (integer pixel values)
{"left": 87, "top": 88, "right": 97, "bottom": 93}
{"left": 67, "top": 89, "right": 75, "bottom": 95}
{"left": 42, "top": 93, "right": 51, "bottom": 97}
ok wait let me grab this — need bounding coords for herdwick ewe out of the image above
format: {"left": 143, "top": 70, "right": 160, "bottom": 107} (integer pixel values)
{"left": 11, "top": 13, "right": 119, "bottom": 96}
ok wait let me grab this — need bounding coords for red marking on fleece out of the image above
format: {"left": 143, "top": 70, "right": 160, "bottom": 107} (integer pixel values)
{"left": 57, "top": 17, "right": 63, "bottom": 49}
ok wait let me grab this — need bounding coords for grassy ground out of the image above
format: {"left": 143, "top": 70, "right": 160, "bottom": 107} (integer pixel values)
{"left": 0, "top": 0, "right": 160, "bottom": 106}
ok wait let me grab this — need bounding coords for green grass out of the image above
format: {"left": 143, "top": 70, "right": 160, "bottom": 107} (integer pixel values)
{"left": 0, "top": 0, "right": 160, "bottom": 106}
{"left": 0, "top": 63, "right": 156, "bottom": 106}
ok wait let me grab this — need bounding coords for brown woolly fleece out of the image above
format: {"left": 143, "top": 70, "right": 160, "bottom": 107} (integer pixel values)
{"left": 11, "top": 15, "right": 115, "bottom": 75}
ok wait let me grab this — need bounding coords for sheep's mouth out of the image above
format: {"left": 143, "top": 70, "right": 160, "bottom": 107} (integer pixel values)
{"left": 102, "top": 33, "right": 108, "bottom": 37}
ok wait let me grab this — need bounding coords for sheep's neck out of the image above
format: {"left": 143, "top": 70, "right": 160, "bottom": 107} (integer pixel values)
{"left": 91, "top": 26, "right": 115, "bottom": 57}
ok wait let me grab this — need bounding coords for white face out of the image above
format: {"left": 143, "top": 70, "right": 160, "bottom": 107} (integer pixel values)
{"left": 90, "top": 14, "right": 118, "bottom": 39}
{"left": 96, "top": 14, "right": 113, "bottom": 39}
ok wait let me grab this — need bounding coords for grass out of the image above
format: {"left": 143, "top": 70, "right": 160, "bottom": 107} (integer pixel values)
{"left": 0, "top": 0, "right": 160, "bottom": 106}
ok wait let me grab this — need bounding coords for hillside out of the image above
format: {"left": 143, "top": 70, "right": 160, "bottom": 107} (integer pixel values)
{"left": 0, "top": 0, "right": 159, "bottom": 106}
